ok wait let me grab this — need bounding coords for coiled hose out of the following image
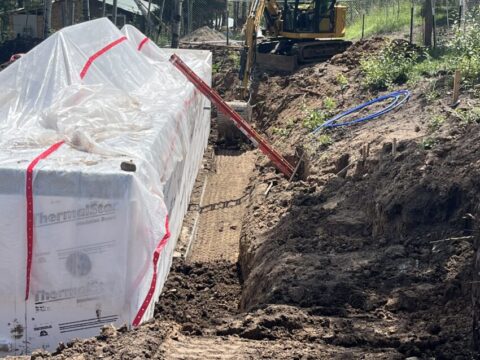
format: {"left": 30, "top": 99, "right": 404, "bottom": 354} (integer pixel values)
{"left": 312, "top": 90, "right": 411, "bottom": 134}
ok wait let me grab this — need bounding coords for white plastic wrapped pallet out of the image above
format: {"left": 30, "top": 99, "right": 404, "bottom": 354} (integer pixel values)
{"left": 0, "top": 19, "right": 211, "bottom": 355}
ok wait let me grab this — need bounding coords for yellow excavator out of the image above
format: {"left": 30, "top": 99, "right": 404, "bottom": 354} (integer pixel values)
{"left": 240, "top": 0, "right": 350, "bottom": 93}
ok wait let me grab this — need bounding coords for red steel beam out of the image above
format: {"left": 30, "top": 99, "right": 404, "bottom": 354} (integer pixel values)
{"left": 169, "top": 54, "right": 295, "bottom": 178}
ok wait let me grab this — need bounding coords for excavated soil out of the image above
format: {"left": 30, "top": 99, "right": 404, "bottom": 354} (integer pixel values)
{"left": 15, "top": 38, "right": 480, "bottom": 359}
{"left": 239, "top": 39, "right": 479, "bottom": 358}
{"left": 180, "top": 26, "right": 226, "bottom": 43}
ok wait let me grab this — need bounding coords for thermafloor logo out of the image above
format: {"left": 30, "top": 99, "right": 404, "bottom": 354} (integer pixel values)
{"left": 35, "top": 202, "right": 116, "bottom": 227}
{"left": 34, "top": 280, "right": 106, "bottom": 304}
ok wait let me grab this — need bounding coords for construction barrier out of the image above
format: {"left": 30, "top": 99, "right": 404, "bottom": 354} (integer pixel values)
{"left": 0, "top": 19, "right": 211, "bottom": 355}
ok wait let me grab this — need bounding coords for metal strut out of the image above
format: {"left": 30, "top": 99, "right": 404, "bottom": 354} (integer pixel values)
{"left": 169, "top": 54, "right": 295, "bottom": 178}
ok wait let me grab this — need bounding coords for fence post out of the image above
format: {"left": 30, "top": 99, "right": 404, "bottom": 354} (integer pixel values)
{"left": 226, "top": 0, "right": 229, "bottom": 46}
{"left": 424, "top": 0, "right": 433, "bottom": 47}
{"left": 445, "top": 0, "right": 449, "bottom": 27}
{"left": 361, "top": 13, "right": 365, "bottom": 39}
{"left": 432, "top": 0, "right": 437, "bottom": 48}
{"left": 410, "top": 4, "right": 414, "bottom": 43}
{"left": 459, "top": 0, "right": 464, "bottom": 28}
{"left": 452, "top": 70, "right": 462, "bottom": 106}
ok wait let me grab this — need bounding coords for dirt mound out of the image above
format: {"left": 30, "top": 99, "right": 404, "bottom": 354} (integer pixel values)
{"left": 238, "top": 37, "right": 478, "bottom": 358}
{"left": 29, "top": 322, "right": 174, "bottom": 359}
{"left": 331, "top": 37, "right": 386, "bottom": 68}
{"left": 181, "top": 26, "right": 226, "bottom": 43}
{"left": 155, "top": 260, "right": 241, "bottom": 332}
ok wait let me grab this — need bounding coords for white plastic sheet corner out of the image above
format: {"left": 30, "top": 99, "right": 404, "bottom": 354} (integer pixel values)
{"left": 0, "top": 18, "right": 211, "bottom": 355}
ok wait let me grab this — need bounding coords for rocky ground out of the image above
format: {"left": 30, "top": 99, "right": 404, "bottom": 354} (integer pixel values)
{"left": 20, "top": 38, "right": 480, "bottom": 359}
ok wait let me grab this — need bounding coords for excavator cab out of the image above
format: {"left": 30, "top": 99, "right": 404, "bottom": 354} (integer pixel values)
{"left": 280, "top": 0, "right": 346, "bottom": 39}
{"left": 283, "top": 0, "right": 336, "bottom": 34}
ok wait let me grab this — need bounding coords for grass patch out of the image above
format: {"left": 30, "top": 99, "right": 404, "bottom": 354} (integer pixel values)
{"left": 271, "top": 119, "right": 296, "bottom": 137}
{"left": 345, "top": 0, "right": 422, "bottom": 40}
{"left": 335, "top": 73, "right": 349, "bottom": 91}
{"left": 317, "top": 134, "right": 333, "bottom": 147}
{"left": 428, "top": 114, "right": 446, "bottom": 131}
{"left": 228, "top": 51, "right": 241, "bottom": 68}
{"left": 422, "top": 137, "right": 438, "bottom": 150}
{"left": 456, "top": 107, "right": 480, "bottom": 124}
{"left": 302, "top": 97, "right": 337, "bottom": 131}
{"left": 360, "top": 11, "right": 480, "bottom": 92}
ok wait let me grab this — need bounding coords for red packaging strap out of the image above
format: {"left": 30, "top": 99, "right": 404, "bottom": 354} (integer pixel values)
{"left": 132, "top": 216, "right": 171, "bottom": 327}
{"left": 80, "top": 36, "right": 127, "bottom": 79}
{"left": 25, "top": 141, "right": 65, "bottom": 300}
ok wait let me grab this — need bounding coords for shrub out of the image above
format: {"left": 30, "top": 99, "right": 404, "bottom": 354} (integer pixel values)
{"left": 360, "top": 40, "right": 425, "bottom": 90}
{"left": 302, "top": 98, "right": 337, "bottom": 131}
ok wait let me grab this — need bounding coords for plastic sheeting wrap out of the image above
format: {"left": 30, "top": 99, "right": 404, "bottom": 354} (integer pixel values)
{"left": 0, "top": 19, "right": 211, "bottom": 355}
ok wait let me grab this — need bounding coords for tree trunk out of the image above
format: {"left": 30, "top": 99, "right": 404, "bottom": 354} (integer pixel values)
{"left": 172, "top": 0, "right": 183, "bottom": 48}
{"left": 240, "top": 0, "right": 247, "bottom": 28}
{"left": 147, "top": 0, "right": 153, "bottom": 35}
{"left": 71, "top": 0, "right": 75, "bottom": 25}
{"left": 233, "top": 1, "right": 239, "bottom": 30}
{"left": 157, "top": 0, "right": 165, "bottom": 39}
{"left": 62, "top": 0, "right": 67, "bottom": 27}
{"left": 188, "top": 0, "right": 194, "bottom": 34}
{"left": 113, "top": 0, "right": 118, "bottom": 25}
{"left": 43, "top": 0, "right": 52, "bottom": 38}
{"left": 82, "top": 0, "right": 90, "bottom": 21}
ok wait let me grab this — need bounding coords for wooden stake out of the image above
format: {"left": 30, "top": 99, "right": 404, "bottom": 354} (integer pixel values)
{"left": 452, "top": 70, "right": 461, "bottom": 107}
{"left": 392, "top": 138, "right": 397, "bottom": 157}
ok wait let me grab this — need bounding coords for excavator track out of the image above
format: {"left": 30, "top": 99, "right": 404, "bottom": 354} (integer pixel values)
{"left": 255, "top": 39, "right": 351, "bottom": 72}
{"left": 296, "top": 39, "right": 352, "bottom": 62}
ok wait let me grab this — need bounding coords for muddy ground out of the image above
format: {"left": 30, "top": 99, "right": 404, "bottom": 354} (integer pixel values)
{"left": 20, "top": 39, "right": 480, "bottom": 359}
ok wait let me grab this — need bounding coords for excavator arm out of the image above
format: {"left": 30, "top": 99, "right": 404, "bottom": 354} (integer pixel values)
{"left": 241, "top": 0, "right": 265, "bottom": 96}
{"left": 239, "top": 0, "right": 348, "bottom": 97}
{"left": 241, "top": 0, "right": 286, "bottom": 97}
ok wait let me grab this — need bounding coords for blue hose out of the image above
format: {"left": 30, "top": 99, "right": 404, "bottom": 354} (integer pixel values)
{"left": 312, "top": 90, "right": 411, "bottom": 134}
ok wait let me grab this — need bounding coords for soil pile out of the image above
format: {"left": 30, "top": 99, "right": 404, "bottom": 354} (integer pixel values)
{"left": 181, "top": 26, "right": 226, "bottom": 43}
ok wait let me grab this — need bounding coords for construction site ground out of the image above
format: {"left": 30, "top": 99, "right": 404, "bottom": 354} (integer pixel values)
{"left": 21, "top": 38, "right": 480, "bottom": 359}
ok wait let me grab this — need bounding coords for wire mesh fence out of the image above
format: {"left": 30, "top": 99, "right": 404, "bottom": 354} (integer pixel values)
{"left": 3, "top": 1, "right": 480, "bottom": 49}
